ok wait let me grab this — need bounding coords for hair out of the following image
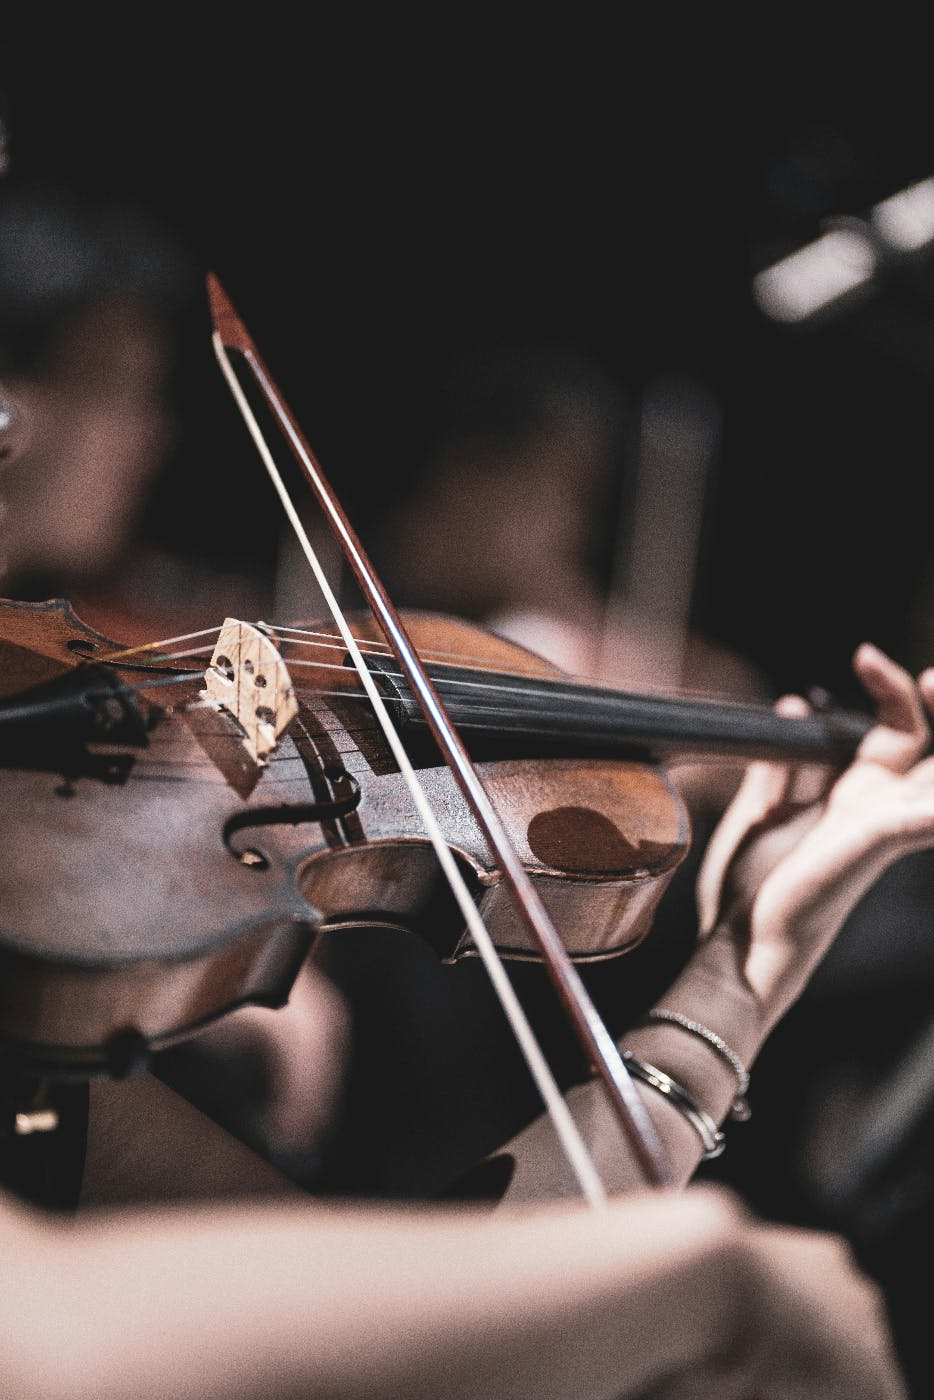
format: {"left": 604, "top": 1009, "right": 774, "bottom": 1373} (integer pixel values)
{"left": 0, "top": 175, "right": 200, "bottom": 373}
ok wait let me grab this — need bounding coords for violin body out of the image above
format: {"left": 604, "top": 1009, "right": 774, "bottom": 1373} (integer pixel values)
{"left": 0, "top": 598, "right": 690, "bottom": 1077}
{"left": 292, "top": 610, "right": 689, "bottom": 961}
{"left": 0, "top": 598, "right": 315, "bottom": 1075}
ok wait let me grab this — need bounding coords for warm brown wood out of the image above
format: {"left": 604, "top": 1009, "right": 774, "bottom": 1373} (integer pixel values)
{"left": 0, "top": 598, "right": 689, "bottom": 1086}
{"left": 0, "top": 599, "right": 317, "bottom": 1071}
{"left": 283, "top": 612, "right": 689, "bottom": 959}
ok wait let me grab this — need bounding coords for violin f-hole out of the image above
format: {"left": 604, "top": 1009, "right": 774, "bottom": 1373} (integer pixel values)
{"left": 222, "top": 777, "right": 364, "bottom": 860}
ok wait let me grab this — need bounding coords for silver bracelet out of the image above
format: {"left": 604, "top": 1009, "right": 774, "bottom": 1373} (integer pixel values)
{"left": 621, "top": 1053, "right": 725, "bottom": 1161}
{"left": 646, "top": 1009, "right": 751, "bottom": 1121}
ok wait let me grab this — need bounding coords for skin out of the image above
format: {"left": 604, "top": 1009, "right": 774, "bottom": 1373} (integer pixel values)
{"left": 86, "top": 641, "right": 934, "bottom": 1208}
{"left": 0, "top": 1181, "right": 907, "bottom": 1400}
{"left": 0, "top": 374, "right": 915, "bottom": 1398}
{"left": 479, "top": 645, "right": 934, "bottom": 1199}
{"left": 57, "top": 639, "right": 928, "bottom": 1400}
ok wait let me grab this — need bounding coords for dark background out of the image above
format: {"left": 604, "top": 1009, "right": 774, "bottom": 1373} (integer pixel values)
{"left": 4, "top": 36, "right": 934, "bottom": 702}
{"left": 6, "top": 28, "right": 934, "bottom": 1393}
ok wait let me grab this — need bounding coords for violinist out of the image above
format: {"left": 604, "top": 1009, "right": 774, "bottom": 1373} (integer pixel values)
{"left": 4, "top": 274, "right": 934, "bottom": 1396}
{"left": 0, "top": 140, "right": 919, "bottom": 1391}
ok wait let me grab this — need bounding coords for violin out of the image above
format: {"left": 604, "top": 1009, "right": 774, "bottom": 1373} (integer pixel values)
{"left": 0, "top": 276, "right": 874, "bottom": 1192}
{"left": 0, "top": 595, "right": 867, "bottom": 1074}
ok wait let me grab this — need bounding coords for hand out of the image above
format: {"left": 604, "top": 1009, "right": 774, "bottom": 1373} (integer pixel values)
{"left": 696, "top": 643, "right": 934, "bottom": 1022}
{"left": 641, "top": 1202, "right": 907, "bottom": 1399}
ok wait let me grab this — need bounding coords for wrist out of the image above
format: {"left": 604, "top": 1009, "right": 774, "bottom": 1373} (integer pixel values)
{"left": 701, "top": 901, "right": 816, "bottom": 1036}
{"left": 654, "top": 928, "right": 770, "bottom": 1063}
{"left": 620, "top": 937, "right": 768, "bottom": 1141}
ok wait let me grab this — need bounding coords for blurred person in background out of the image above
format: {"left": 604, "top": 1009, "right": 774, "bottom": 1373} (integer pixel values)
{"left": 0, "top": 168, "right": 271, "bottom": 640}
{"left": 0, "top": 149, "right": 350, "bottom": 1178}
{"left": 374, "top": 341, "right": 769, "bottom": 808}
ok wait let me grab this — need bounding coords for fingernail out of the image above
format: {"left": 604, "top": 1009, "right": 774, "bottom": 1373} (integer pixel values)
{"left": 775, "top": 693, "right": 809, "bottom": 715}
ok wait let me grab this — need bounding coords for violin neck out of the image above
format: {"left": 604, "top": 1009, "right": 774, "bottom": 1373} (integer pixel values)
{"left": 379, "top": 663, "right": 871, "bottom": 763}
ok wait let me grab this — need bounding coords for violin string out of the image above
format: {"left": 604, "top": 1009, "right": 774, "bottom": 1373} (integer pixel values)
{"left": 250, "top": 654, "right": 808, "bottom": 737}
{"left": 98, "top": 618, "right": 543, "bottom": 678}
{"left": 264, "top": 632, "right": 788, "bottom": 715}
{"left": 130, "top": 655, "right": 778, "bottom": 734}
{"left": 116, "top": 650, "right": 565, "bottom": 720}
{"left": 92, "top": 604, "right": 765, "bottom": 723}
{"left": 212, "top": 330, "right": 610, "bottom": 1209}
{"left": 268, "top": 623, "right": 555, "bottom": 677}
{"left": 96, "top": 624, "right": 827, "bottom": 764}
{"left": 266, "top": 622, "right": 763, "bottom": 705}
{"left": 115, "top": 652, "right": 813, "bottom": 747}
{"left": 98, "top": 622, "right": 762, "bottom": 717}
{"left": 110, "top": 647, "right": 711, "bottom": 731}
{"left": 276, "top": 655, "right": 738, "bottom": 710}
{"left": 94, "top": 626, "right": 224, "bottom": 664}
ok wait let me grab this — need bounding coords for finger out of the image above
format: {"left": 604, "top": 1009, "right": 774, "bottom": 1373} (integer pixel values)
{"left": 853, "top": 642, "right": 929, "bottom": 772}
{"left": 906, "top": 752, "right": 934, "bottom": 787}
{"left": 775, "top": 693, "right": 835, "bottom": 806}
{"left": 696, "top": 764, "right": 787, "bottom": 935}
{"left": 918, "top": 665, "right": 934, "bottom": 720}
{"left": 696, "top": 695, "right": 814, "bottom": 935}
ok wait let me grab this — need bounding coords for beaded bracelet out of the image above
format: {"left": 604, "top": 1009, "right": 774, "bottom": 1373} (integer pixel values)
{"left": 621, "top": 1052, "right": 725, "bottom": 1161}
{"left": 646, "top": 1009, "right": 751, "bottom": 1121}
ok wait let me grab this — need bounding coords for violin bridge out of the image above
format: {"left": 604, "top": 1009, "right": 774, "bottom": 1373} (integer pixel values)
{"left": 202, "top": 618, "right": 298, "bottom": 765}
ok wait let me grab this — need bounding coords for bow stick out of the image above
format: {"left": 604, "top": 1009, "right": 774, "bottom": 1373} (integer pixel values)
{"left": 207, "top": 273, "right": 674, "bottom": 1195}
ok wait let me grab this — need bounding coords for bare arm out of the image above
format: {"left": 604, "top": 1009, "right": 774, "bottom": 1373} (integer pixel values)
{"left": 90, "top": 646, "right": 934, "bottom": 1211}
{"left": 80, "top": 959, "right": 348, "bottom": 1207}
{"left": 499, "top": 645, "right": 934, "bottom": 1199}
{"left": 0, "top": 1182, "right": 906, "bottom": 1400}
{"left": 81, "top": 1073, "right": 303, "bottom": 1206}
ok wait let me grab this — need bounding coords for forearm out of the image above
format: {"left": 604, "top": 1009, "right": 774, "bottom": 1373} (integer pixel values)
{"left": 81, "top": 1074, "right": 303, "bottom": 1206}
{"left": 2, "top": 1186, "right": 742, "bottom": 1400}
{"left": 499, "top": 826, "right": 887, "bottom": 1204}
{"left": 497, "top": 931, "right": 768, "bottom": 1200}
